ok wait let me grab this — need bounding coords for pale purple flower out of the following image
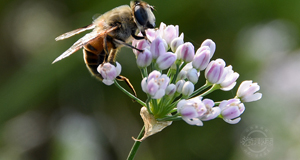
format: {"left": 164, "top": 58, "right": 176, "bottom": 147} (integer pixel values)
{"left": 177, "top": 97, "right": 207, "bottom": 126}
{"left": 199, "top": 99, "right": 221, "bottom": 121}
{"left": 175, "top": 42, "right": 195, "bottom": 63}
{"left": 132, "top": 39, "right": 150, "bottom": 55}
{"left": 205, "top": 59, "right": 227, "bottom": 84}
{"left": 156, "top": 52, "right": 176, "bottom": 70}
{"left": 236, "top": 80, "right": 262, "bottom": 102}
{"left": 97, "top": 62, "right": 121, "bottom": 86}
{"left": 170, "top": 33, "right": 184, "bottom": 52}
{"left": 192, "top": 46, "right": 211, "bottom": 71}
{"left": 182, "top": 81, "right": 194, "bottom": 97}
{"left": 141, "top": 70, "right": 170, "bottom": 99}
{"left": 150, "top": 37, "right": 168, "bottom": 59}
{"left": 145, "top": 29, "right": 158, "bottom": 42}
{"left": 201, "top": 39, "right": 216, "bottom": 58}
{"left": 220, "top": 65, "right": 239, "bottom": 91}
{"left": 162, "top": 24, "right": 179, "bottom": 45}
{"left": 219, "top": 99, "right": 245, "bottom": 124}
{"left": 136, "top": 48, "right": 152, "bottom": 68}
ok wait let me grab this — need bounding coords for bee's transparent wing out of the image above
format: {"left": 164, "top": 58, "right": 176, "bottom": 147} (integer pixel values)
{"left": 52, "top": 26, "right": 118, "bottom": 64}
{"left": 55, "top": 24, "right": 96, "bottom": 41}
{"left": 52, "top": 32, "right": 98, "bottom": 64}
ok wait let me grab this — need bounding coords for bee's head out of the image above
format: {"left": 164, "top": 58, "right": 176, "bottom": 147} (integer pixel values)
{"left": 131, "top": 1, "right": 156, "bottom": 31}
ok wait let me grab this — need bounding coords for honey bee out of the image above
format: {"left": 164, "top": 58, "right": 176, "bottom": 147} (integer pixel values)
{"left": 53, "top": 1, "right": 155, "bottom": 96}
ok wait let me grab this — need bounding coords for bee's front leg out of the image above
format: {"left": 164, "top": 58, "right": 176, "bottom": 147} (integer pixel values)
{"left": 116, "top": 75, "right": 137, "bottom": 98}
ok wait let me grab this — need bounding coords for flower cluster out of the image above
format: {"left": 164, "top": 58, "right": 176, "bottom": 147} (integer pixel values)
{"left": 97, "top": 22, "right": 262, "bottom": 127}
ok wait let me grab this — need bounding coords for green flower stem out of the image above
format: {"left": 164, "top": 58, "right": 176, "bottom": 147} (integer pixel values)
{"left": 114, "top": 80, "right": 146, "bottom": 107}
{"left": 145, "top": 96, "right": 152, "bottom": 114}
{"left": 126, "top": 126, "right": 145, "bottom": 160}
{"left": 151, "top": 99, "right": 158, "bottom": 115}
{"left": 199, "top": 84, "right": 220, "bottom": 97}
{"left": 140, "top": 68, "right": 148, "bottom": 78}
{"left": 189, "top": 81, "right": 212, "bottom": 98}
{"left": 214, "top": 101, "right": 221, "bottom": 106}
{"left": 157, "top": 115, "right": 182, "bottom": 121}
{"left": 178, "top": 62, "right": 187, "bottom": 72}
{"left": 171, "top": 63, "right": 180, "bottom": 84}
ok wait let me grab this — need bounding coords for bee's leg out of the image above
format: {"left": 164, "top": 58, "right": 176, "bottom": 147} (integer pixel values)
{"left": 102, "top": 35, "right": 109, "bottom": 63}
{"left": 113, "top": 39, "right": 143, "bottom": 52}
{"left": 131, "top": 33, "right": 145, "bottom": 40}
{"left": 116, "top": 75, "right": 137, "bottom": 98}
{"left": 107, "top": 49, "right": 118, "bottom": 63}
{"left": 141, "top": 30, "right": 151, "bottom": 43}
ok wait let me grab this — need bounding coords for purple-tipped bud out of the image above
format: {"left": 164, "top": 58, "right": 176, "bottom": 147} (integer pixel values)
{"left": 150, "top": 37, "right": 168, "bottom": 59}
{"left": 236, "top": 80, "right": 262, "bottom": 102}
{"left": 162, "top": 24, "right": 179, "bottom": 45}
{"left": 136, "top": 48, "right": 153, "bottom": 68}
{"left": 175, "top": 80, "right": 185, "bottom": 94}
{"left": 175, "top": 42, "right": 195, "bottom": 63}
{"left": 170, "top": 33, "right": 184, "bottom": 52}
{"left": 201, "top": 39, "right": 216, "bottom": 58}
{"left": 182, "top": 81, "right": 194, "bottom": 97}
{"left": 177, "top": 70, "right": 187, "bottom": 80}
{"left": 186, "top": 68, "right": 199, "bottom": 84}
{"left": 97, "top": 62, "right": 121, "bottom": 86}
{"left": 220, "top": 65, "right": 239, "bottom": 91}
{"left": 192, "top": 47, "right": 211, "bottom": 71}
{"left": 205, "top": 59, "right": 227, "bottom": 84}
{"left": 165, "top": 84, "right": 176, "bottom": 96}
{"left": 156, "top": 52, "right": 176, "bottom": 70}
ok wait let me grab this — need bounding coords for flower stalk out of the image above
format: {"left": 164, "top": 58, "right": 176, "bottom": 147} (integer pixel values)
{"left": 126, "top": 126, "right": 145, "bottom": 160}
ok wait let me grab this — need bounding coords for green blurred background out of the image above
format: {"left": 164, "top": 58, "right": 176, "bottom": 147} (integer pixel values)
{"left": 1, "top": 0, "right": 300, "bottom": 159}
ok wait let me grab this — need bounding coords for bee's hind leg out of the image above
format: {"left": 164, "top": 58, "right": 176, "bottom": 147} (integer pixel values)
{"left": 116, "top": 75, "right": 137, "bottom": 98}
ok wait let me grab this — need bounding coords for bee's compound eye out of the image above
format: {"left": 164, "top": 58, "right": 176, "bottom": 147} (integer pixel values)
{"left": 134, "top": 6, "right": 148, "bottom": 26}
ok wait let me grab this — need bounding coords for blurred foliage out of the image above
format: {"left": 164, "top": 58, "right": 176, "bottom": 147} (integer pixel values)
{"left": 1, "top": 0, "right": 300, "bottom": 159}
